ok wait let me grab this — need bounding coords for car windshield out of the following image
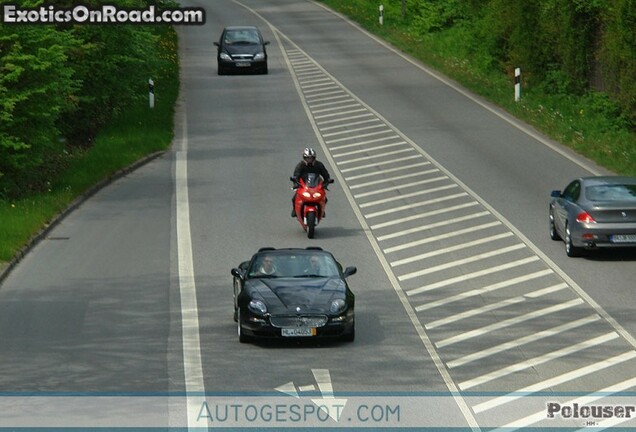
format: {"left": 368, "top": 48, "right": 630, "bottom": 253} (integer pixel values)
{"left": 224, "top": 29, "right": 260, "bottom": 45}
{"left": 586, "top": 184, "right": 636, "bottom": 202}
{"left": 248, "top": 252, "right": 340, "bottom": 278}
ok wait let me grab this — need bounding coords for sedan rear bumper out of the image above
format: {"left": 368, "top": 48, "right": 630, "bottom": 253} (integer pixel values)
{"left": 572, "top": 222, "right": 636, "bottom": 248}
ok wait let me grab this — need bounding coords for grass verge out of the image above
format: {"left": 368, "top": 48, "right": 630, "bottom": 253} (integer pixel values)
{"left": 0, "top": 26, "right": 179, "bottom": 265}
{"left": 318, "top": 0, "right": 636, "bottom": 177}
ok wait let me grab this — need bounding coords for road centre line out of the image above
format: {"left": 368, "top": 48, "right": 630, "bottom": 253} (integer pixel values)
{"left": 409, "top": 256, "right": 541, "bottom": 296}
{"left": 340, "top": 154, "right": 423, "bottom": 173}
{"left": 317, "top": 112, "right": 375, "bottom": 126}
{"left": 319, "top": 118, "right": 379, "bottom": 132}
{"left": 330, "top": 134, "right": 400, "bottom": 149}
{"left": 367, "top": 192, "right": 469, "bottom": 219}
{"left": 354, "top": 175, "right": 447, "bottom": 198}
{"left": 325, "top": 128, "right": 395, "bottom": 143}
{"left": 459, "top": 332, "right": 620, "bottom": 390}
{"left": 333, "top": 140, "right": 406, "bottom": 157}
{"left": 415, "top": 270, "right": 554, "bottom": 311}
{"left": 399, "top": 244, "right": 526, "bottom": 282}
{"left": 435, "top": 299, "right": 585, "bottom": 348}
{"left": 447, "top": 315, "right": 601, "bottom": 368}
{"left": 369, "top": 200, "right": 474, "bottom": 227}
{"left": 425, "top": 283, "right": 568, "bottom": 330}
{"left": 498, "top": 377, "right": 636, "bottom": 431}
{"left": 392, "top": 232, "right": 513, "bottom": 267}
{"left": 323, "top": 123, "right": 387, "bottom": 137}
{"left": 379, "top": 211, "right": 491, "bottom": 242}
{"left": 360, "top": 183, "right": 458, "bottom": 208}
{"left": 351, "top": 169, "right": 440, "bottom": 190}
{"left": 472, "top": 351, "right": 636, "bottom": 414}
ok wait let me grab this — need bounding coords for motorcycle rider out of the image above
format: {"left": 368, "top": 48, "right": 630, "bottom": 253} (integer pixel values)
{"left": 291, "top": 148, "right": 331, "bottom": 217}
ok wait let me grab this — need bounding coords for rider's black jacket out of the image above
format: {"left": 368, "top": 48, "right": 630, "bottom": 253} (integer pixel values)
{"left": 293, "top": 160, "right": 331, "bottom": 184}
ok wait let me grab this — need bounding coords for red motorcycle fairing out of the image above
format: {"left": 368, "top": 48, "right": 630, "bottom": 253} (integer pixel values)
{"left": 291, "top": 174, "right": 331, "bottom": 239}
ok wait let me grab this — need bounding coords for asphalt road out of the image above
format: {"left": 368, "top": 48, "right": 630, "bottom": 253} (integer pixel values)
{"left": 1, "top": 0, "right": 635, "bottom": 429}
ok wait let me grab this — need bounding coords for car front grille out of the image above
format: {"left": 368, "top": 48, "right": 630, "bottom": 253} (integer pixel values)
{"left": 232, "top": 54, "right": 254, "bottom": 60}
{"left": 270, "top": 315, "right": 328, "bottom": 328}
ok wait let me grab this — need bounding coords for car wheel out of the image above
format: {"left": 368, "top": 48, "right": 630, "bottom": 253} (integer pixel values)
{"left": 237, "top": 309, "right": 250, "bottom": 343}
{"left": 549, "top": 210, "right": 560, "bottom": 240}
{"left": 218, "top": 63, "right": 226, "bottom": 75}
{"left": 261, "top": 63, "right": 268, "bottom": 75}
{"left": 565, "top": 223, "right": 582, "bottom": 257}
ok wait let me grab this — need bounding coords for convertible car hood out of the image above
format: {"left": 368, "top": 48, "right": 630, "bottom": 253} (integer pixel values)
{"left": 247, "top": 278, "right": 345, "bottom": 314}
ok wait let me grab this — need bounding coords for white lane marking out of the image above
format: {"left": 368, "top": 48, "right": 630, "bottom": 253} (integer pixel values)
{"left": 472, "top": 350, "right": 636, "bottom": 414}
{"left": 313, "top": 103, "right": 361, "bottom": 114}
{"left": 305, "top": 90, "right": 346, "bottom": 99}
{"left": 351, "top": 169, "right": 440, "bottom": 190}
{"left": 175, "top": 112, "right": 206, "bottom": 429}
{"left": 410, "top": 257, "right": 543, "bottom": 297}
{"left": 354, "top": 175, "right": 447, "bottom": 198}
{"left": 340, "top": 154, "right": 423, "bottom": 173}
{"left": 303, "top": 85, "right": 342, "bottom": 95}
{"left": 360, "top": 184, "right": 458, "bottom": 208}
{"left": 308, "top": 95, "right": 352, "bottom": 106}
{"left": 337, "top": 148, "right": 415, "bottom": 165}
{"left": 334, "top": 140, "right": 407, "bottom": 158}
{"left": 426, "top": 297, "right": 526, "bottom": 330}
{"left": 344, "top": 160, "right": 430, "bottom": 180}
{"left": 330, "top": 133, "right": 400, "bottom": 149}
{"left": 321, "top": 118, "right": 382, "bottom": 132}
{"left": 447, "top": 315, "right": 600, "bottom": 368}
{"left": 370, "top": 201, "right": 476, "bottom": 228}
{"left": 317, "top": 113, "right": 376, "bottom": 126}
{"left": 459, "top": 332, "right": 620, "bottom": 390}
{"left": 498, "top": 376, "right": 636, "bottom": 431}
{"left": 378, "top": 211, "right": 490, "bottom": 241}
{"left": 436, "top": 299, "right": 585, "bottom": 348}
{"left": 326, "top": 128, "right": 395, "bottom": 143}
{"left": 367, "top": 193, "right": 469, "bottom": 219}
{"left": 314, "top": 108, "right": 367, "bottom": 119}
{"left": 399, "top": 244, "right": 526, "bottom": 282}
{"left": 323, "top": 123, "right": 387, "bottom": 137}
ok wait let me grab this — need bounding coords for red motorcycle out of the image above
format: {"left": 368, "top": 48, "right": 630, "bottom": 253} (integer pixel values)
{"left": 291, "top": 173, "right": 334, "bottom": 238}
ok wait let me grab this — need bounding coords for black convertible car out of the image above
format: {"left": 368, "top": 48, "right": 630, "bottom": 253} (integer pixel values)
{"left": 231, "top": 247, "right": 356, "bottom": 343}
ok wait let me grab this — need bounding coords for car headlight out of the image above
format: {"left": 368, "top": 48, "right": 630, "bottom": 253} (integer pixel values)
{"left": 329, "top": 299, "right": 346, "bottom": 315}
{"left": 254, "top": 52, "right": 265, "bottom": 60}
{"left": 220, "top": 52, "right": 232, "bottom": 61}
{"left": 248, "top": 299, "right": 268, "bottom": 316}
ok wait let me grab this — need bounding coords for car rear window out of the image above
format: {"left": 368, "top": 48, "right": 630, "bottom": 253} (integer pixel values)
{"left": 586, "top": 184, "right": 636, "bottom": 202}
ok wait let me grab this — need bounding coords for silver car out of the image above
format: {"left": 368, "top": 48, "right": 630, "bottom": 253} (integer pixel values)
{"left": 549, "top": 176, "right": 636, "bottom": 256}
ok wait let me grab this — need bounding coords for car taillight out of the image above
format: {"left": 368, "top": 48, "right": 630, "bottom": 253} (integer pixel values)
{"left": 576, "top": 212, "right": 596, "bottom": 223}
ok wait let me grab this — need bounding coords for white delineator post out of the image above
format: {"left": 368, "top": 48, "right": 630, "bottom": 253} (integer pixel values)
{"left": 515, "top": 68, "right": 521, "bottom": 101}
{"left": 379, "top": 5, "right": 384, "bottom": 25}
{"left": 148, "top": 78, "right": 155, "bottom": 108}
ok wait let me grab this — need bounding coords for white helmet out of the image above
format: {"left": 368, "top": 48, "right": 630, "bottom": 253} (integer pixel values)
{"left": 303, "top": 147, "right": 316, "bottom": 162}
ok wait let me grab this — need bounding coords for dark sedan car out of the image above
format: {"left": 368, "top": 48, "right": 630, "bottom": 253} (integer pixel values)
{"left": 549, "top": 176, "right": 636, "bottom": 256}
{"left": 214, "top": 26, "right": 269, "bottom": 75}
{"left": 231, "top": 247, "right": 356, "bottom": 343}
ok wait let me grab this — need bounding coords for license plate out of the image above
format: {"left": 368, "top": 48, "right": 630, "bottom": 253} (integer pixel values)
{"left": 235, "top": 62, "right": 250, "bottom": 67}
{"left": 610, "top": 234, "right": 636, "bottom": 243}
{"left": 281, "top": 327, "right": 315, "bottom": 337}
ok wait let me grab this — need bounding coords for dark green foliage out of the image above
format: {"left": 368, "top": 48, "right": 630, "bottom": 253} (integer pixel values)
{"left": 0, "top": 0, "right": 171, "bottom": 199}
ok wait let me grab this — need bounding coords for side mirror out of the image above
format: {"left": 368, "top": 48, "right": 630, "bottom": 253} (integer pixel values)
{"left": 343, "top": 266, "right": 357, "bottom": 278}
{"left": 328, "top": 179, "right": 334, "bottom": 184}
{"left": 231, "top": 268, "right": 244, "bottom": 278}
{"left": 551, "top": 190, "right": 561, "bottom": 198}
{"left": 290, "top": 176, "right": 296, "bottom": 182}
{"left": 213, "top": 42, "right": 219, "bottom": 47}
{"left": 264, "top": 41, "right": 270, "bottom": 46}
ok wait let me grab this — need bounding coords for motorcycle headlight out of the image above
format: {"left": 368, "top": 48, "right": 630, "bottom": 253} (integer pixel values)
{"left": 248, "top": 299, "right": 268, "bottom": 316}
{"left": 329, "top": 299, "right": 346, "bottom": 315}
{"left": 220, "top": 52, "right": 232, "bottom": 61}
{"left": 312, "top": 192, "right": 322, "bottom": 198}
{"left": 302, "top": 192, "right": 311, "bottom": 198}
{"left": 254, "top": 52, "right": 265, "bottom": 60}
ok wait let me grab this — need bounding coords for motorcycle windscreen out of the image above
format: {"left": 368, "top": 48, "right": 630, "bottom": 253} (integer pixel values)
{"left": 304, "top": 173, "right": 320, "bottom": 187}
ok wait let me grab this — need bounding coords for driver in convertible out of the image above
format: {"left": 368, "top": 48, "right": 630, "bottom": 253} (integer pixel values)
{"left": 255, "top": 255, "right": 278, "bottom": 276}
{"left": 291, "top": 147, "right": 331, "bottom": 217}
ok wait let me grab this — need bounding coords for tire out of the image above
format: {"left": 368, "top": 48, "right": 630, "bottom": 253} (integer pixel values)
{"left": 565, "top": 223, "right": 583, "bottom": 257}
{"left": 237, "top": 309, "right": 250, "bottom": 343}
{"left": 306, "top": 212, "right": 316, "bottom": 239}
{"left": 549, "top": 210, "right": 560, "bottom": 240}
